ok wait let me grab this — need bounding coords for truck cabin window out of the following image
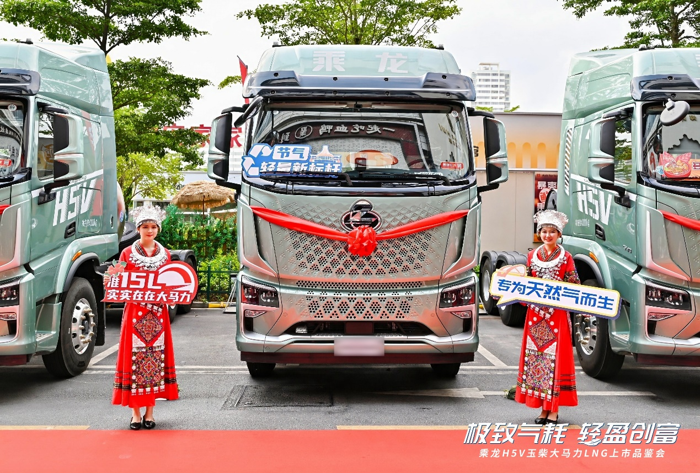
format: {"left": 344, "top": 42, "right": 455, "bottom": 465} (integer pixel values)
{"left": 250, "top": 103, "right": 472, "bottom": 185}
{"left": 37, "top": 112, "right": 55, "bottom": 179}
{"left": 0, "top": 101, "right": 24, "bottom": 180}
{"left": 644, "top": 106, "right": 700, "bottom": 185}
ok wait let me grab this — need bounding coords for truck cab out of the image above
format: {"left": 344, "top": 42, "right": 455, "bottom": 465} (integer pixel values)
{"left": 0, "top": 41, "right": 120, "bottom": 376}
{"left": 208, "top": 45, "right": 508, "bottom": 377}
{"left": 558, "top": 48, "right": 700, "bottom": 378}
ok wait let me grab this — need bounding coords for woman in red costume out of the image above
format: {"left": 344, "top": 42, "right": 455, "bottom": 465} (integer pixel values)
{"left": 110, "top": 206, "right": 178, "bottom": 430}
{"left": 515, "top": 210, "right": 579, "bottom": 424}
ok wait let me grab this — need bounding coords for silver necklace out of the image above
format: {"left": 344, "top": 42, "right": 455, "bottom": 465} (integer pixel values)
{"left": 129, "top": 241, "right": 167, "bottom": 271}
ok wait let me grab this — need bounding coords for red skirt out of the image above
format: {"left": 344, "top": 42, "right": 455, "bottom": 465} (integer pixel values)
{"left": 112, "top": 302, "right": 178, "bottom": 408}
{"left": 515, "top": 307, "right": 578, "bottom": 411}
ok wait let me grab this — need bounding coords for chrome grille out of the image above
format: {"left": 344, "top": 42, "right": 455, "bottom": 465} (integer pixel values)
{"left": 285, "top": 289, "right": 435, "bottom": 321}
{"left": 274, "top": 227, "right": 448, "bottom": 280}
{"left": 295, "top": 280, "right": 424, "bottom": 290}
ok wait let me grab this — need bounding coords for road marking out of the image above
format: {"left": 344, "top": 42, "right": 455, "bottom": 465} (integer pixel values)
{"left": 0, "top": 425, "right": 89, "bottom": 430}
{"left": 88, "top": 343, "right": 119, "bottom": 367}
{"left": 477, "top": 345, "right": 508, "bottom": 367}
{"left": 375, "top": 388, "right": 656, "bottom": 399}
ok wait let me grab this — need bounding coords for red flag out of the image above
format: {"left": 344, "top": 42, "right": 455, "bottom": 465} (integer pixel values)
{"left": 238, "top": 56, "right": 249, "bottom": 104}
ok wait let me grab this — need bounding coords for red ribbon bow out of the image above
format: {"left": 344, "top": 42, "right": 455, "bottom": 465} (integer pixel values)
{"left": 250, "top": 206, "right": 469, "bottom": 257}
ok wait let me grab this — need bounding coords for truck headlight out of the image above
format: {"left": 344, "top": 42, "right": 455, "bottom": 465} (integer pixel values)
{"left": 240, "top": 277, "right": 279, "bottom": 308}
{"left": 0, "top": 278, "right": 20, "bottom": 307}
{"left": 645, "top": 282, "right": 691, "bottom": 311}
{"left": 439, "top": 282, "right": 476, "bottom": 308}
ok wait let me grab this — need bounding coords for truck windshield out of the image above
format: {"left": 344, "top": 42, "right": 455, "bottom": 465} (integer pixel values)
{"left": 0, "top": 100, "right": 25, "bottom": 180}
{"left": 644, "top": 105, "right": 700, "bottom": 185}
{"left": 250, "top": 102, "right": 472, "bottom": 185}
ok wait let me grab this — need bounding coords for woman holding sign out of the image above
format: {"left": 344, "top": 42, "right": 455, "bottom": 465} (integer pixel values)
{"left": 109, "top": 206, "right": 179, "bottom": 430}
{"left": 515, "top": 210, "right": 579, "bottom": 424}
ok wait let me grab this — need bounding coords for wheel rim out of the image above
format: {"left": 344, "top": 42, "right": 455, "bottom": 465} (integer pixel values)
{"left": 481, "top": 269, "right": 491, "bottom": 301}
{"left": 575, "top": 313, "right": 598, "bottom": 356}
{"left": 70, "top": 298, "right": 95, "bottom": 355}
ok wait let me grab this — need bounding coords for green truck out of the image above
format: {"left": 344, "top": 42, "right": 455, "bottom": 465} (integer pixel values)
{"left": 0, "top": 40, "right": 195, "bottom": 377}
{"left": 552, "top": 48, "right": 700, "bottom": 378}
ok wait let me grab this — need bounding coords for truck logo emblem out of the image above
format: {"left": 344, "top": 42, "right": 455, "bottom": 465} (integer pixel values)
{"left": 341, "top": 200, "right": 382, "bottom": 231}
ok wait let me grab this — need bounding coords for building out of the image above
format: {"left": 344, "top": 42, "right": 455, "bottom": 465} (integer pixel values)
{"left": 471, "top": 63, "right": 511, "bottom": 112}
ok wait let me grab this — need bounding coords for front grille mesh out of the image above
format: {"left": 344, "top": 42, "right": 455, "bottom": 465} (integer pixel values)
{"left": 295, "top": 280, "right": 424, "bottom": 290}
{"left": 286, "top": 289, "right": 434, "bottom": 321}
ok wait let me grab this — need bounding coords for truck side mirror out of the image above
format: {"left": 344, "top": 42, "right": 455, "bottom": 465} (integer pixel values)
{"left": 483, "top": 117, "right": 509, "bottom": 187}
{"left": 588, "top": 117, "right": 616, "bottom": 186}
{"left": 53, "top": 113, "right": 85, "bottom": 181}
{"left": 207, "top": 113, "right": 232, "bottom": 181}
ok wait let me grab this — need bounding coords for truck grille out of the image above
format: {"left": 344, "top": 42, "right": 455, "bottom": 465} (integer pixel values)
{"left": 285, "top": 321, "right": 434, "bottom": 336}
{"left": 285, "top": 288, "right": 435, "bottom": 320}
{"left": 295, "top": 280, "right": 424, "bottom": 291}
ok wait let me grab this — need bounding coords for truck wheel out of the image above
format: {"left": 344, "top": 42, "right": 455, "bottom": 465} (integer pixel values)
{"left": 431, "top": 363, "right": 461, "bottom": 377}
{"left": 177, "top": 256, "right": 196, "bottom": 314}
{"left": 498, "top": 302, "right": 526, "bottom": 327}
{"left": 574, "top": 279, "right": 625, "bottom": 380}
{"left": 42, "top": 278, "right": 97, "bottom": 378}
{"left": 247, "top": 362, "right": 276, "bottom": 378}
{"left": 480, "top": 252, "right": 499, "bottom": 315}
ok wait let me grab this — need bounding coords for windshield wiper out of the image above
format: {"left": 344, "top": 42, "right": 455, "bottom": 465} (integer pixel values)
{"left": 259, "top": 170, "right": 353, "bottom": 186}
{"left": 356, "top": 171, "right": 451, "bottom": 186}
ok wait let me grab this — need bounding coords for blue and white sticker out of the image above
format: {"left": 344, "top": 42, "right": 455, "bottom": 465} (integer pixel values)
{"left": 242, "top": 143, "right": 342, "bottom": 177}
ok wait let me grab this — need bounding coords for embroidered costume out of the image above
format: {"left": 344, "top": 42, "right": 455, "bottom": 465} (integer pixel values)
{"left": 515, "top": 244, "right": 579, "bottom": 411}
{"left": 112, "top": 241, "right": 179, "bottom": 407}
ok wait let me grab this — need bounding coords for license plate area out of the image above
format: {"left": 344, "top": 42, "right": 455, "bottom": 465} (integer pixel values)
{"left": 334, "top": 337, "right": 384, "bottom": 356}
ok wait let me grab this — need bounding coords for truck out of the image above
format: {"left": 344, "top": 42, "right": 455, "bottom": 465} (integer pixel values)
{"left": 0, "top": 40, "right": 195, "bottom": 377}
{"left": 483, "top": 48, "right": 700, "bottom": 380}
{"left": 206, "top": 44, "right": 510, "bottom": 378}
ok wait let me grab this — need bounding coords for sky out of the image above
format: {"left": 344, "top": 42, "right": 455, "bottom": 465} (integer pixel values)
{"left": 0, "top": 0, "right": 632, "bottom": 126}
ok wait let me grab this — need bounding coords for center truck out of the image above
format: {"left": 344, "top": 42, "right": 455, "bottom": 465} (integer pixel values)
{"left": 207, "top": 44, "right": 509, "bottom": 378}
{"left": 481, "top": 48, "right": 700, "bottom": 380}
{"left": 0, "top": 40, "right": 195, "bottom": 377}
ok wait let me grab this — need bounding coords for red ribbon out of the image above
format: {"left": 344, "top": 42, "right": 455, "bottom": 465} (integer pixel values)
{"left": 251, "top": 206, "right": 469, "bottom": 256}
{"left": 660, "top": 210, "right": 700, "bottom": 232}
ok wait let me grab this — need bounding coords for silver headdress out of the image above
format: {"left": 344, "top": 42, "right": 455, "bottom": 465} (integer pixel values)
{"left": 534, "top": 210, "right": 568, "bottom": 233}
{"left": 130, "top": 206, "right": 166, "bottom": 230}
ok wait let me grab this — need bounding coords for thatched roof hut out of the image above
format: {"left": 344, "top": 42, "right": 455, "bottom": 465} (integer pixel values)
{"left": 171, "top": 180, "right": 236, "bottom": 210}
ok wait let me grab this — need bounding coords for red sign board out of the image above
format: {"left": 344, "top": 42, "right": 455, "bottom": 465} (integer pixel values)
{"left": 163, "top": 125, "right": 243, "bottom": 149}
{"left": 103, "top": 261, "right": 199, "bottom": 305}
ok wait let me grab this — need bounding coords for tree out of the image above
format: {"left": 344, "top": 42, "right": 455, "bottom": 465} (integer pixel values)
{"left": 237, "top": 0, "right": 461, "bottom": 48}
{"left": 561, "top": 0, "right": 700, "bottom": 48}
{"left": 110, "top": 58, "right": 211, "bottom": 166}
{"left": 117, "top": 152, "right": 183, "bottom": 209}
{"left": 0, "top": 0, "right": 204, "bottom": 53}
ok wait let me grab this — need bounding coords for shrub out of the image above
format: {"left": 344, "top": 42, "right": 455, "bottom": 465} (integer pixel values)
{"left": 158, "top": 205, "right": 238, "bottom": 261}
{"left": 197, "top": 251, "right": 240, "bottom": 302}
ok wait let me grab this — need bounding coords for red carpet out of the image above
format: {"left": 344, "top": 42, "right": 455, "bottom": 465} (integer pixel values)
{"left": 1, "top": 429, "right": 697, "bottom": 472}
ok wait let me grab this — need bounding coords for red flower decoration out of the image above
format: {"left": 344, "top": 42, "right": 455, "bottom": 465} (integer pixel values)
{"left": 347, "top": 226, "right": 378, "bottom": 257}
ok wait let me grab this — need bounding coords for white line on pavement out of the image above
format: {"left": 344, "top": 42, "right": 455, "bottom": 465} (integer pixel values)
{"left": 476, "top": 345, "right": 508, "bottom": 367}
{"left": 88, "top": 343, "right": 119, "bottom": 367}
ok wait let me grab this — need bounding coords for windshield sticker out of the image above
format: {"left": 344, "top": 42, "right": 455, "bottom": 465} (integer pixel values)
{"left": 242, "top": 143, "right": 342, "bottom": 177}
{"left": 657, "top": 152, "right": 700, "bottom": 179}
{"left": 279, "top": 123, "right": 400, "bottom": 143}
{"left": 440, "top": 162, "right": 464, "bottom": 170}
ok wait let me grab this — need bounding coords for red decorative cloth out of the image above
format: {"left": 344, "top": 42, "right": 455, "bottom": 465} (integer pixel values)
{"left": 112, "top": 243, "right": 179, "bottom": 408}
{"left": 660, "top": 210, "right": 700, "bottom": 232}
{"left": 250, "top": 206, "right": 469, "bottom": 256}
{"left": 515, "top": 246, "right": 579, "bottom": 411}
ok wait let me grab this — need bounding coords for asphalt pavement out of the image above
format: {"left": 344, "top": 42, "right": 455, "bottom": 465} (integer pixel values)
{"left": 1, "top": 308, "right": 699, "bottom": 430}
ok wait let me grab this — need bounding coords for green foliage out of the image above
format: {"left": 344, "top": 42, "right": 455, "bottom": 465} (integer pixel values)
{"left": 110, "top": 58, "right": 211, "bottom": 168}
{"left": 157, "top": 205, "right": 238, "bottom": 262}
{"left": 237, "top": 0, "right": 461, "bottom": 47}
{"left": 219, "top": 75, "right": 242, "bottom": 89}
{"left": 117, "top": 152, "right": 184, "bottom": 209}
{"left": 198, "top": 252, "right": 240, "bottom": 302}
{"left": 504, "top": 105, "right": 521, "bottom": 113}
{"left": 0, "top": 0, "right": 205, "bottom": 53}
{"left": 475, "top": 106, "right": 494, "bottom": 112}
{"left": 561, "top": 0, "right": 700, "bottom": 48}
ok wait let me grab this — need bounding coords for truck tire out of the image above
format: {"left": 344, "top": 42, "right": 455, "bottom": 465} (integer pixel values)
{"left": 431, "top": 363, "right": 461, "bottom": 377}
{"left": 573, "top": 279, "right": 625, "bottom": 380}
{"left": 247, "top": 362, "right": 276, "bottom": 378}
{"left": 42, "top": 278, "right": 97, "bottom": 378}
{"left": 496, "top": 252, "right": 527, "bottom": 327}
{"left": 480, "top": 251, "right": 499, "bottom": 315}
{"left": 177, "top": 256, "right": 196, "bottom": 315}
